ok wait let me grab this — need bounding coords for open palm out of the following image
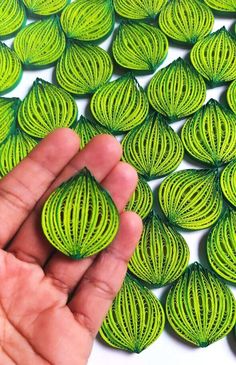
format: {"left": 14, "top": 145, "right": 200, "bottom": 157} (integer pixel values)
{"left": 0, "top": 129, "right": 142, "bottom": 365}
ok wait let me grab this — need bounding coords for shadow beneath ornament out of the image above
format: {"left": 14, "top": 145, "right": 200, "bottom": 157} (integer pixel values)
{"left": 227, "top": 330, "right": 236, "bottom": 356}
{"left": 197, "top": 230, "right": 211, "bottom": 268}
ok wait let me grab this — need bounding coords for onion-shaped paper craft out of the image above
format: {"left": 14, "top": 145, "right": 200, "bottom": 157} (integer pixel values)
{"left": 41, "top": 168, "right": 119, "bottom": 259}
{"left": 56, "top": 41, "right": 113, "bottom": 95}
{"left": 90, "top": 74, "right": 149, "bottom": 134}
{"left": 112, "top": 22, "right": 168, "bottom": 72}
{"left": 0, "top": 42, "right": 22, "bottom": 95}
{"left": 99, "top": 274, "right": 165, "bottom": 353}
{"left": 159, "top": 0, "right": 214, "bottom": 44}
{"left": 125, "top": 177, "right": 153, "bottom": 219}
{"left": 60, "top": 0, "right": 114, "bottom": 42}
{"left": 22, "top": 0, "right": 69, "bottom": 16}
{"left": 147, "top": 58, "right": 206, "bottom": 122}
{"left": 227, "top": 79, "right": 236, "bottom": 114}
{"left": 220, "top": 160, "right": 236, "bottom": 207}
{"left": 190, "top": 27, "right": 236, "bottom": 86}
{"left": 204, "top": 0, "right": 236, "bottom": 12}
{"left": 0, "top": 129, "right": 37, "bottom": 176}
{"left": 159, "top": 169, "right": 223, "bottom": 230}
{"left": 14, "top": 16, "right": 66, "bottom": 67}
{"left": 73, "top": 115, "right": 111, "bottom": 149}
{"left": 0, "top": 0, "right": 26, "bottom": 38}
{"left": 181, "top": 99, "right": 236, "bottom": 167}
{"left": 0, "top": 97, "right": 20, "bottom": 144}
{"left": 18, "top": 78, "right": 78, "bottom": 139}
{"left": 166, "top": 262, "right": 236, "bottom": 347}
{"left": 128, "top": 212, "right": 190, "bottom": 287}
{"left": 122, "top": 113, "right": 184, "bottom": 180}
{"left": 207, "top": 208, "right": 236, "bottom": 284}
{"left": 113, "top": 0, "right": 167, "bottom": 20}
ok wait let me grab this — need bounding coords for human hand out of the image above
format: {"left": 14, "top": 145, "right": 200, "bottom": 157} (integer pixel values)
{"left": 0, "top": 129, "right": 143, "bottom": 365}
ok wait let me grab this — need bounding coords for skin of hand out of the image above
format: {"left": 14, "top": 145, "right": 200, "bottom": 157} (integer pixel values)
{"left": 0, "top": 129, "right": 143, "bottom": 365}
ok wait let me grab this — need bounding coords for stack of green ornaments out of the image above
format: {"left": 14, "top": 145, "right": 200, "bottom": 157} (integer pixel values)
{"left": 0, "top": 0, "right": 235, "bottom": 355}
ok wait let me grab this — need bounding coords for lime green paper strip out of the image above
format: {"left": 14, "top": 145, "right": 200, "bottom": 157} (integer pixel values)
{"left": 159, "top": 0, "right": 214, "bottom": 44}
{"left": 220, "top": 160, "right": 236, "bottom": 207}
{"left": 204, "top": 0, "right": 236, "bottom": 12}
{"left": 22, "top": 0, "right": 69, "bottom": 16}
{"left": 0, "top": 0, "right": 26, "bottom": 38}
{"left": 56, "top": 41, "right": 113, "bottom": 95}
{"left": 0, "top": 42, "right": 22, "bottom": 95}
{"left": 100, "top": 274, "right": 165, "bottom": 353}
{"left": 60, "top": 0, "right": 114, "bottom": 42}
{"left": 14, "top": 16, "right": 66, "bottom": 67}
{"left": 18, "top": 78, "right": 78, "bottom": 139}
{"left": 113, "top": 0, "right": 167, "bottom": 19}
{"left": 112, "top": 21, "right": 168, "bottom": 72}
{"left": 0, "top": 97, "right": 20, "bottom": 144}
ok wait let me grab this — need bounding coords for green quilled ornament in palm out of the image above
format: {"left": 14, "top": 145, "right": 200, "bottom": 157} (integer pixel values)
{"left": 204, "top": 0, "right": 236, "bottom": 12}
{"left": 113, "top": 0, "right": 167, "bottom": 20}
{"left": 99, "top": 274, "right": 165, "bottom": 353}
{"left": 181, "top": 99, "right": 236, "bottom": 167}
{"left": 60, "top": 0, "right": 114, "bottom": 42}
{"left": 18, "top": 78, "right": 78, "bottom": 139}
{"left": 220, "top": 160, "right": 236, "bottom": 207}
{"left": 14, "top": 16, "right": 66, "bottom": 67}
{"left": 207, "top": 207, "right": 236, "bottom": 284}
{"left": 147, "top": 58, "right": 206, "bottom": 122}
{"left": 56, "top": 41, "right": 113, "bottom": 95}
{"left": 112, "top": 21, "right": 168, "bottom": 73}
{"left": 41, "top": 168, "right": 119, "bottom": 259}
{"left": 0, "top": 42, "right": 22, "bottom": 95}
{"left": 159, "top": 0, "right": 214, "bottom": 44}
{"left": 159, "top": 169, "right": 223, "bottom": 230}
{"left": 0, "top": 129, "right": 37, "bottom": 177}
{"left": 22, "top": 0, "right": 70, "bottom": 16}
{"left": 0, "top": 0, "right": 26, "bottom": 38}
{"left": 128, "top": 211, "right": 190, "bottom": 288}
{"left": 73, "top": 115, "right": 111, "bottom": 149}
{"left": 0, "top": 97, "right": 20, "bottom": 144}
{"left": 190, "top": 27, "right": 236, "bottom": 86}
{"left": 122, "top": 113, "right": 184, "bottom": 180}
{"left": 125, "top": 176, "right": 153, "bottom": 219}
{"left": 227, "top": 79, "right": 236, "bottom": 114}
{"left": 166, "top": 262, "right": 236, "bottom": 347}
{"left": 90, "top": 73, "right": 149, "bottom": 134}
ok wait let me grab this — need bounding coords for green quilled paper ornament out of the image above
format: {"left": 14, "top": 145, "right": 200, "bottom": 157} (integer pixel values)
{"left": 190, "top": 27, "right": 236, "bottom": 86}
{"left": 112, "top": 21, "right": 168, "bottom": 72}
{"left": 99, "top": 274, "right": 165, "bottom": 353}
{"left": 41, "top": 168, "right": 119, "bottom": 259}
{"left": 60, "top": 0, "right": 114, "bottom": 42}
{"left": 159, "top": 0, "right": 214, "bottom": 44}
{"left": 0, "top": 0, "right": 26, "bottom": 38}
{"left": 220, "top": 160, "right": 236, "bottom": 207}
{"left": 227, "top": 79, "right": 236, "bottom": 114}
{"left": 14, "top": 16, "right": 66, "bottom": 67}
{"left": 207, "top": 207, "right": 236, "bottom": 284}
{"left": 181, "top": 99, "right": 236, "bottom": 167}
{"left": 22, "top": 0, "right": 70, "bottom": 16}
{"left": 204, "top": 0, "right": 236, "bottom": 12}
{"left": 0, "top": 42, "right": 22, "bottom": 95}
{"left": 147, "top": 58, "right": 206, "bottom": 122}
{"left": 125, "top": 176, "right": 153, "bottom": 219}
{"left": 18, "top": 78, "right": 78, "bottom": 139}
{"left": 0, "top": 129, "right": 37, "bottom": 177}
{"left": 159, "top": 169, "right": 223, "bottom": 230}
{"left": 0, "top": 97, "right": 20, "bottom": 144}
{"left": 56, "top": 41, "right": 113, "bottom": 95}
{"left": 90, "top": 73, "right": 149, "bottom": 134}
{"left": 73, "top": 115, "right": 111, "bottom": 149}
{"left": 128, "top": 212, "right": 190, "bottom": 288}
{"left": 166, "top": 262, "right": 236, "bottom": 347}
{"left": 113, "top": 0, "right": 167, "bottom": 20}
{"left": 122, "top": 113, "right": 184, "bottom": 180}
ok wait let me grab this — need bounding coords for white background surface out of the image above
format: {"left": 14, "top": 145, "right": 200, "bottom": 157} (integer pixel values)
{"left": 4, "top": 11, "right": 236, "bottom": 365}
